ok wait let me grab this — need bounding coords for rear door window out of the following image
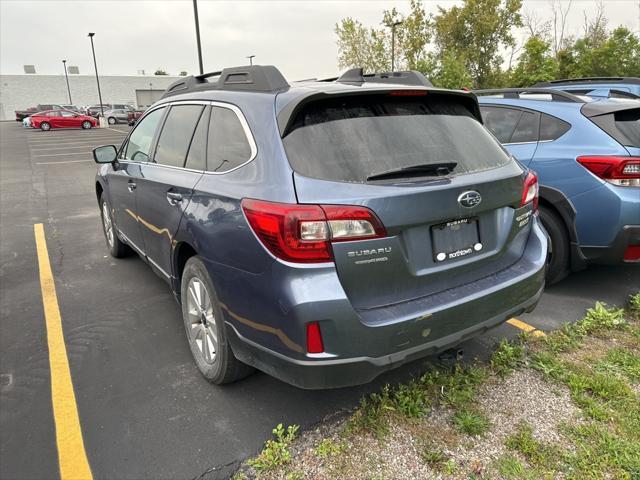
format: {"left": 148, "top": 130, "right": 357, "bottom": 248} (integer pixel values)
{"left": 539, "top": 113, "right": 571, "bottom": 141}
{"left": 207, "top": 106, "right": 253, "bottom": 173}
{"left": 153, "top": 104, "right": 204, "bottom": 168}
{"left": 510, "top": 111, "right": 540, "bottom": 143}
{"left": 480, "top": 106, "right": 521, "bottom": 143}
{"left": 284, "top": 95, "right": 512, "bottom": 183}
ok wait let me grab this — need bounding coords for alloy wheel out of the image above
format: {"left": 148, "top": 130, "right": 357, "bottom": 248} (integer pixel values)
{"left": 102, "top": 202, "right": 114, "bottom": 248}
{"left": 186, "top": 277, "right": 218, "bottom": 364}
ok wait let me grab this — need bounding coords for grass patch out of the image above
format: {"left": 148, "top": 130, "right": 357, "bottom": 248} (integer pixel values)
{"left": 248, "top": 423, "right": 299, "bottom": 472}
{"left": 314, "top": 438, "right": 344, "bottom": 459}
{"left": 505, "top": 421, "right": 562, "bottom": 469}
{"left": 491, "top": 338, "right": 526, "bottom": 376}
{"left": 451, "top": 408, "right": 490, "bottom": 435}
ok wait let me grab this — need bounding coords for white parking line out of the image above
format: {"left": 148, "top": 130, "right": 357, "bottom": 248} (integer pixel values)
{"left": 35, "top": 159, "right": 93, "bottom": 165}
{"left": 27, "top": 135, "right": 126, "bottom": 143}
{"left": 33, "top": 152, "right": 92, "bottom": 157}
{"left": 31, "top": 145, "right": 113, "bottom": 151}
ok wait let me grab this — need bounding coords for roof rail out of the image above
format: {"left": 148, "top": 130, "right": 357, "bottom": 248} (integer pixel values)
{"left": 333, "top": 68, "right": 433, "bottom": 87}
{"left": 533, "top": 77, "right": 640, "bottom": 86}
{"left": 474, "top": 88, "right": 584, "bottom": 103}
{"left": 161, "top": 65, "right": 290, "bottom": 99}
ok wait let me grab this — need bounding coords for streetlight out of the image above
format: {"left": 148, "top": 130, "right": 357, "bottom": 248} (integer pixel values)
{"left": 192, "top": 0, "right": 204, "bottom": 74}
{"left": 246, "top": 55, "right": 255, "bottom": 66}
{"left": 62, "top": 59, "right": 72, "bottom": 104}
{"left": 386, "top": 20, "right": 403, "bottom": 72}
{"left": 88, "top": 33, "right": 104, "bottom": 118}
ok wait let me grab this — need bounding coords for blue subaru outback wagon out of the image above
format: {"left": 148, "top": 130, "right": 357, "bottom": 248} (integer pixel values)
{"left": 93, "top": 66, "right": 547, "bottom": 388}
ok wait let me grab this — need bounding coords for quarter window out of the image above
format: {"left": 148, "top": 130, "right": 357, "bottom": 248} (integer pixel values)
{"left": 154, "top": 105, "right": 204, "bottom": 168}
{"left": 539, "top": 113, "right": 571, "bottom": 141}
{"left": 125, "top": 107, "right": 165, "bottom": 162}
{"left": 207, "top": 106, "right": 253, "bottom": 173}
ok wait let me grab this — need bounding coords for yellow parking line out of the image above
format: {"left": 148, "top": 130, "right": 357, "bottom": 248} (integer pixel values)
{"left": 34, "top": 224, "right": 93, "bottom": 480}
{"left": 507, "top": 318, "right": 546, "bottom": 337}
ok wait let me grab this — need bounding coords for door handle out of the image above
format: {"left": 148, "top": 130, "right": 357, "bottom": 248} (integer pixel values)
{"left": 166, "top": 192, "right": 183, "bottom": 205}
{"left": 127, "top": 181, "right": 137, "bottom": 192}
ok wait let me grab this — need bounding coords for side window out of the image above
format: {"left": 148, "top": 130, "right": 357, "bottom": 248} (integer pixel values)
{"left": 61, "top": 111, "right": 76, "bottom": 117}
{"left": 207, "top": 106, "right": 253, "bottom": 172}
{"left": 125, "top": 107, "right": 165, "bottom": 162}
{"left": 510, "top": 111, "right": 540, "bottom": 143}
{"left": 185, "top": 107, "right": 210, "bottom": 171}
{"left": 153, "top": 105, "right": 204, "bottom": 168}
{"left": 480, "top": 106, "right": 522, "bottom": 143}
{"left": 539, "top": 113, "right": 571, "bottom": 141}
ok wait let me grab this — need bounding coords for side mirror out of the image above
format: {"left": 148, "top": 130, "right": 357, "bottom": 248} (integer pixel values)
{"left": 93, "top": 145, "right": 118, "bottom": 164}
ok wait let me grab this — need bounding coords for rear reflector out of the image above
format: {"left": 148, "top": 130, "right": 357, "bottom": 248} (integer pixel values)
{"left": 306, "top": 322, "right": 324, "bottom": 353}
{"left": 577, "top": 156, "right": 640, "bottom": 186}
{"left": 624, "top": 245, "right": 640, "bottom": 261}
{"left": 242, "top": 199, "right": 387, "bottom": 263}
{"left": 520, "top": 171, "right": 539, "bottom": 211}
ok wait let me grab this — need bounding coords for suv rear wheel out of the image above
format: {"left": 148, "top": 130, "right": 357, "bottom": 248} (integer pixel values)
{"left": 180, "top": 256, "right": 253, "bottom": 384}
{"left": 539, "top": 206, "right": 570, "bottom": 284}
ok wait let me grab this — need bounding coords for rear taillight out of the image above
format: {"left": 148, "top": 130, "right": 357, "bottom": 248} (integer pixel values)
{"left": 577, "top": 156, "right": 640, "bottom": 187}
{"left": 241, "top": 199, "right": 387, "bottom": 263}
{"left": 624, "top": 245, "right": 640, "bottom": 261}
{"left": 520, "top": 171, "right": 539, "bottom": 211}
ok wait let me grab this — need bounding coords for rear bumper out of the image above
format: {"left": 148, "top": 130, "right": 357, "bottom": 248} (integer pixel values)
{"left": 580, "top": 225, "right": 640, "bottom": 264}
{"left": 227, "top": 284, "right": 543, "bottom": 389}
{"left": 225, "top": 219, "right": 547, "bottom": 389}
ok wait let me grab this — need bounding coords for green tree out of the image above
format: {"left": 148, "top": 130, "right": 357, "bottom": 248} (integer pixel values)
{"left": 335, "top": 0, "right": 431, "bottom": 73}
{"left": 154, "top": 69, "right": 168, "bottom": 76}
{"left": 510, "top": 37, "right": 558, "bottom": 87}
{"left": 430, "top": 52, "right": 473, "bottom": 89}
{"left": 433, "top": 0, "right": 522, "bottom": 88}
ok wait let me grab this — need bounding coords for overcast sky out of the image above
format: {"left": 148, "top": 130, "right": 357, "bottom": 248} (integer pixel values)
{"left": 1, "top": 0, "right": 638, "bottom": 80}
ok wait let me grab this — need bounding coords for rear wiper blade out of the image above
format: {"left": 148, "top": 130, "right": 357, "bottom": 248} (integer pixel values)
{"left": 366, "top": 162, "right": 457, "bottom": 181}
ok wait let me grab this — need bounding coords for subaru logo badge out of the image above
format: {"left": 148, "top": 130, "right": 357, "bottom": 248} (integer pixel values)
{"left": 458, "top": 191, "right": 481, "bottom": 208}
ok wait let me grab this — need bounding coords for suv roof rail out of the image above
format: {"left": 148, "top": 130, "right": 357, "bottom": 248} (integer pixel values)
{"left": 332, "top": 68, "right": 433, "bottom": 87}
{"left": 533, "top": 77, "right": 640, "bottom": 86}
{"left": 474, "top": 88, "right": 584, "bottom": 103}
{"left": 161, "top": 65, "right": 290, "bottom": 99}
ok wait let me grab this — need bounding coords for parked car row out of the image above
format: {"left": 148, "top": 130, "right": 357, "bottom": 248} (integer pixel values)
{"left": 91, "top": 68, "right": 638, "bottom": 389}
{"left": 15, "top": 102, "right": 138, "bottom": 122}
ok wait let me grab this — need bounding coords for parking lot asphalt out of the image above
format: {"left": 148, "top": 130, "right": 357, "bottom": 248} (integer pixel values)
{"left": 0, "top": 121, "right": 638, "bottom": 480}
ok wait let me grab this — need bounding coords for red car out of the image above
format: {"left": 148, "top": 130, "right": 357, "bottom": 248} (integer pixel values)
{"left": 29, "top": 110, "right": 98, "bottom": 131}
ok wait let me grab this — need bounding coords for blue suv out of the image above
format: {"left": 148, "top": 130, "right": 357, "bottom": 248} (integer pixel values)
{"left": 477, "top": 88, "right": 640, "bottom": 283}
{"left": 533, "top": 77, "right": 640, "bottom": 99}
{"left": 93, "top": 66, "right": 547, "bottom": 388}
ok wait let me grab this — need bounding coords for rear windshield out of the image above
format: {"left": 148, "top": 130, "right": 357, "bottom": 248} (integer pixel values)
{"left": 282, "top": 94, "right": 512, "bottom": 183}
{"left": 590, "top": 107, "right": 640, "bottom": 148}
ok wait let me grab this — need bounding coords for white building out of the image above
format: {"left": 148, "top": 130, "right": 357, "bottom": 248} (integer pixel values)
{"left": 0, "top": 74, "right": 183, "bottom": 121}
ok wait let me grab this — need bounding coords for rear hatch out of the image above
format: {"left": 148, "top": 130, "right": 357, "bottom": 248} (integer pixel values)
{"left": 280, "top": 90, "right": 533, "bottom": 314}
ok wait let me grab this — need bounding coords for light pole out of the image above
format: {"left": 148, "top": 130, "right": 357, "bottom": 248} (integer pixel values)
{"left": 88, "top": 33, "right": 104, "bottom": 118}
{"left": 62, "top": 59, "right": 72, "bottom": 104}
{"left": 246, "top": 55, "right": 255, "bottom": 66}
{"left": 192, "top": 0, "right": 204, "bottom": 74}
{"left": 386, "top": 20, "right": 403, "bottom": 72}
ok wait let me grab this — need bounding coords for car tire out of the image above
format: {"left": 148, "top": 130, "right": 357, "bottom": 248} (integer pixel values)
{"left": 82, "top": 121, "right": 92, "bottom": 129}
{"left": 99, "top": 194, "right": 130, "bottom": 258}
{"left": 539, "top": 205, "right": 570, "bottom": 285}
{"left": 107, "top": 117, "right": 116, "bottom": 125}
{"left": 181, "top": 256, "right": 254, "bottom": 384}
{"left": 40, "top": 122, "right": 51, "bottom": 131}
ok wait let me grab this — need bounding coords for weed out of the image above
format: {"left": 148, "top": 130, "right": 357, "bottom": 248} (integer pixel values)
{"left": 628, "top": 292, "right": 640, "bottom": 319}
{"left": 505, "top": 421, "right": 561, "bottom": 468}
{"left": 443, "top": 459, "right": 457, "bottom": 474}
{"left": 285, "top": 470, "right": 304, "bottom": 480}
{"left": 491, "top": 338, "right": 525, "bottom": 376}
{"left": 451, "top": 408, "right": 490, "bottom": 435}
{"left": 393, "top": 380, "right": 431, "bottom": 418}
{"left": 421, "top": 447, "right": 448, "bottom": 466}
{"left": 595, "top": 348, "right": 640, "bottom": 382}
{"left": 496, "top": 454, "right": 527, "bottom": 479}
{"left": 248, "top": 423, "right": 299, "bottom": 472}
{"left": 314, "top": 438, "right": 344, "bottom": 459}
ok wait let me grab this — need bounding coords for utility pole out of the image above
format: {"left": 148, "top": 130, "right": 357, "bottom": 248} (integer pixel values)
{"left": 62, "top": 59, "right": 72, "bottom": 104}
{"left": 88, "top": 33, "right": 104, "bottom": 118}
{"left": 246, "top": 55, "right": 255, "bottom": 66}
{"left": 193, "top": 0, "right": 204, "bottom": 74}
{"left": 387, "top": 20, "right": 403, "bottom": 72}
